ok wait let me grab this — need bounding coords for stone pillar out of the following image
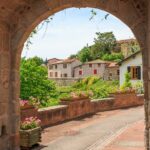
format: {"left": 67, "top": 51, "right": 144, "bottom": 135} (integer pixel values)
{"left": 0, "top": 22, "right": 20, "bottom": 150}
{"left": 144, "top": 2, "right": 150, "bottom": 150}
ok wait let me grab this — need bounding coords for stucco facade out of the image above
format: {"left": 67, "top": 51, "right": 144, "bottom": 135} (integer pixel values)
{"left": 74, "top": 62, "right": 106, "bottom": 78}
{"left": 119, "top": 51, "right": 143, "bottom": 86}
{"left": 48, "top": 59, "right": 81, "bottom": 78}
{"left": 74, "top": 60, "right": 119, "bottom": 80}
{"left": 0, "top": 0, "right": 149, "bottom": 150}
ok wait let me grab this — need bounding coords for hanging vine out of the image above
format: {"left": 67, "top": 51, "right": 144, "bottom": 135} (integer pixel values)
{"left": 25, "top": 17, "right": 53, "bottom": 49}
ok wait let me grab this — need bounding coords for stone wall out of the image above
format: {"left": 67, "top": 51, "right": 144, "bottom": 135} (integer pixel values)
{"left": 21, "top": 93, "right": 144, "bottom": 127}
{"left": 91, "top": 94, "right": 144, "bottom": 113}
{"left": 49, "top": 78, "right": 80, "bottom": 86}
{"left": 38, "top": 105, "right": 68, "bottom": 127}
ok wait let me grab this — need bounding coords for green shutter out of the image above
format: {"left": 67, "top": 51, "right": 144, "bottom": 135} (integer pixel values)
{"left": 137, "top": 66, "right": 141, "bottom": 80}
{"left": 127, "top": 66, "right": 131, "bottom": 73}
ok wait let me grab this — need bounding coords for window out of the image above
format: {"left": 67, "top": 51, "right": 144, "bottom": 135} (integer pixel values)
{"left": 55, "top": 65, "right": 57, "bottom": 69}
{"left": 55, "top": 72, "right": 58, "bottom": 77}
{"left": 109, "top": 73, "right": 112, "bottom": 76}
{"left": 93, "top": 69, "right": 97, "bottom": 75}
{"left": 49, "top": 72, "right": 53, "bottom": 77}
{"left": 89, "top": 64, "right": 92, "bottom": 68}
{"left": 98, "top": 64, "right": 101, "bottom": 67}
{"left": 49, "top": 65, "right": 53, "bottom": 69}
{"left": 127, "top": 66, "right": 141, "bottom": 80}
{"left": 64, "top": 73, "right": 68, "bottom": 77}
{"left": 63, "top": 63, "right": 67, "bottom": 68}
{"left": 117, "top": 70, "right": 120, "bottom": 75}
{"left": 79, "top": 70, "right": 83, "bottom": 75}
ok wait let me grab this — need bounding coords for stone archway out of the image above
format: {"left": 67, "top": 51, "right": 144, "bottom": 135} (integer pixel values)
{"left": 0, "top": 0, "right": 149, "bottom": 150}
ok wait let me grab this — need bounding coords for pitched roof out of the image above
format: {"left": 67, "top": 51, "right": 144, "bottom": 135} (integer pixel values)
{"left": 84, "top": 59, "right": 114, "bottom": 64}
{"left": 118, "top": 51, "right": 141, "bottom": 65}
{"left": 74, "top": 59, "right": 117, "bottom": 69}
{"left": 51, "top": 58, "right": 78, "bottom": 65}
{"left": 107, "top": 62, "right": 118, "bottom": 68}
{"left": 48, "top": 58, "right": 62, "bottom": 64}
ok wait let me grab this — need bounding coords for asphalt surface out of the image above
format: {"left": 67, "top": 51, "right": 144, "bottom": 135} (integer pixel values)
{"left": 38, "top": 106, "right": 144, "bottom": 150}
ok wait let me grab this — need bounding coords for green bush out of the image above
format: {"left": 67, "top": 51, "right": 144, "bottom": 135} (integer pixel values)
{"left": 132, "top": 81, "right": 144, "bottom": 94}
{"left": 40, "top": 98, "right": 60, "bottom": 108}
{"left": 120, "top": 72, "right": 132, "bottom": 90}
{"left": 102, "top": 53, "right": 124, "bottom": 62}
{"left": 20, "top": 57, "right": 57, "bottom": 103}
{"left": 72, "top": 76, "right": 119, "bottom": 99}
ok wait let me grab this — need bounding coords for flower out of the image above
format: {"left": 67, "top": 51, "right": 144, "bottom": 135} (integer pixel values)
{"left": 20, "top": 100, "right": 30, "bottom": 107}
{"left": 20, "top": 117, "right": 41, "bottom": 130}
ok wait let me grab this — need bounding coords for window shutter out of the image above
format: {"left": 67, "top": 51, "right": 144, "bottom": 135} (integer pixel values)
{"left": 94, "top": 69, "right": 97, "bottom": 75}
{"left": 127, "top": 66, "right": 131, "bottom": 73}
{"left": 137, "top": 66, "right": 141, "bottom": 80}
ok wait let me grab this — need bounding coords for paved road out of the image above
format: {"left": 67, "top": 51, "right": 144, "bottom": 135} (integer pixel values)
{"left": 38, "top": 106, "right": 144, "bottom": 150}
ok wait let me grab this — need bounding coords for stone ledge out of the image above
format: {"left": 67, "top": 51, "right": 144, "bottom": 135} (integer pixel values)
{"left": 92, "top": 97, "right": 115, "bottom": 102}
{"left": 38, "top": 105, "right": 67, "bottom": 112}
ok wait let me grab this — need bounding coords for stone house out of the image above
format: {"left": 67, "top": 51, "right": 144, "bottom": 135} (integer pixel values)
{"left": 119, "top": 51, "right": 143, "bottom": 86}
{"left": 116, "top": 39, "right": 139, "bottom": 58}
{"left": 48, "top": 58, "right": 81, "bottom": 78}
{"left": 103, "top": 62, "right": 119, "bottom": 80}
{"left": 47, "top": 58, "right": 62, "bottom": 65}
{"left": 74, "top": 60, "right": 119, "bottom": 80}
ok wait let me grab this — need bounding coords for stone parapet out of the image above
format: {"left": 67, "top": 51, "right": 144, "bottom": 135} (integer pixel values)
{"left": 21, "top": 93, "right": 144, "bottom": 128}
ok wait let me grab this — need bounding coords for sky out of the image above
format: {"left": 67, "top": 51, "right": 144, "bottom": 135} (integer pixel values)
{"left": 22, "top": 8, "right": 134, "bottom": 60}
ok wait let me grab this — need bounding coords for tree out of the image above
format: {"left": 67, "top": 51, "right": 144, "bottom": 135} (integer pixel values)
{"left": 77, "top": 46, "right": 92, "bottom": 62}
{"left": 102, "top": 53, "right": 124, "bottom": 62}
{"left": 68, "top": 54, "right": 77, "bottom": 59}
{"left": 20, "top": 57, "right": 56, "bottom": 103}
{"left": 28, "top": 56, "right": 44, "bottom": 66}
{"left": 93, "top": 32, "right": 117, "bottom": 55}
{"left": 75, "top": 32, "right": 118, "bottom": 62}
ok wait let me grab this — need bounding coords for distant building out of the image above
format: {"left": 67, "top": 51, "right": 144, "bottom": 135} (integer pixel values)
{"left": 47, "top": 58, "right": 62, "bottom": 65}
{"left": 116, "top": 39, "right": 139, "bottom": 58}
{"left": 74, "top": 60, "right": 119, "bottom": 80}
{"left": 104, "top": 62, "right": 119, "bottom": 80}
{"left": 48, "top": 58, "right": 119, "bottom": 86}
{"left": 119, "top": 51, "right": 143, "bottom": 86}
{"left": 48, "top": 58, "right": 81, "bottom": 78}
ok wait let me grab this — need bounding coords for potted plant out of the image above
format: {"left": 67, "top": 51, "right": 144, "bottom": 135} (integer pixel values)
{"left": 20, "top": 100, "right": 35, "bottom": 110}
{"left": 70, "top": 92, "right": 80, "bottom": 101}
{"left": 80, "top": 91, "right": 93, "bottom": 99}
{"left": 20, "top": 117, "right": 41, "bottom": 148}
{"left": 60, "top": 94, "right": 72, "bottom": 102}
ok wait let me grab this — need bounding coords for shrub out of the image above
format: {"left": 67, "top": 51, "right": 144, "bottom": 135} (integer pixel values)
{"left": 20, "top": 57, "right": 57, "bottom": 101}
{"left": 72, "top": 76, "right": 119, "bottom": 99}
{"left": 120, "top": 72, "right": 132, "bottom": 90}
{"left": 102, "top": 53, "right": 124, "bottom": 62}
{"left": 91, "top": 87, "right": 109, "bottom": 99}
{"left": 132, "top": 81, "right": 144, "bottom": 94}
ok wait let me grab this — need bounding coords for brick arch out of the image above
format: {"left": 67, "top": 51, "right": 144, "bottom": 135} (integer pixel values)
{"left": 0, "top": 0, "right": 149, "bottom": 150}
{"left": 10, "top": 0, "right": 146, "bottom": 55}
